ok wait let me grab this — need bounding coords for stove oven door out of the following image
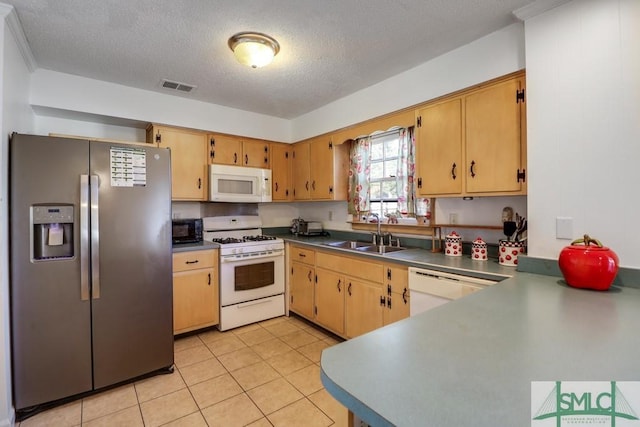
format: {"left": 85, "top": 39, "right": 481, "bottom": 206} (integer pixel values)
{"left": 219, "top": 249, "right": 285, "bottom": 306}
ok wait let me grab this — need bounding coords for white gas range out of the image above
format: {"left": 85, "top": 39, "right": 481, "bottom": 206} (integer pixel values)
{"left": 203, "top": 216, "right": 285, "bottom": 331}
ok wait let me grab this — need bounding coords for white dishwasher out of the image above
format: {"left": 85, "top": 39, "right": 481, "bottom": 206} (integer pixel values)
{"left": 408, "top": 267, "right": 498, "bottom": 315}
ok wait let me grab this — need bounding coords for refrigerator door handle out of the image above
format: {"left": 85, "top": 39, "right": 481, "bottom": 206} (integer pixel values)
{"left": 90, "top": 175, "right": 100, "bottom": 299}
{"left": 80, "top": 175, "right": 90, "bottom": 301}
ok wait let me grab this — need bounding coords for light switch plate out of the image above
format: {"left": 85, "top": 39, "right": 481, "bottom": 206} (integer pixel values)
{"left": 556, "top": 217, "right": 573, "bottom": 240}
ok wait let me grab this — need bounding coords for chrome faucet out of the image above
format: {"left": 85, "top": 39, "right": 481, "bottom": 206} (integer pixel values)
{"left": 370, "top": 213, "right": 382, "bottom": 245}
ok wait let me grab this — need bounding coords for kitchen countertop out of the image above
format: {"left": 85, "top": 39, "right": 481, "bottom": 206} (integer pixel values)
{"left": 319, "top": 271, "right": 640, "bottom": 427}
{"left": 172, "top": 241, "right": 219, "bottom": 253}
{"left": 278, "top": 234, "right": 515, "bottom": 281}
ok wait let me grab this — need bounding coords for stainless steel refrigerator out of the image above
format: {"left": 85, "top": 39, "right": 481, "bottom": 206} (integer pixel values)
{"left": 9, "top": 134, "right": 174, "bottom": 415}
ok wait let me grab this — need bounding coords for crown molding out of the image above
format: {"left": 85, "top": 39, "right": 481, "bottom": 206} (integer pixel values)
{"left": 513, "top": 0, "right": 572, "bottom": 21}
{"left": 0, "top": 3, "right": 37, "bottom": 72}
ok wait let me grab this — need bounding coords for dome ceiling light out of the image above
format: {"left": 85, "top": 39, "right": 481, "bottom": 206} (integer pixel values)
{"left": 228, "top": 32, "right": 280, "bottom": 69}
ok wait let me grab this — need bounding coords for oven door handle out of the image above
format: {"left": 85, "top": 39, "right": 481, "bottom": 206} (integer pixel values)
{"left": 221, "top": 250, "right": 284, "bottom": 263}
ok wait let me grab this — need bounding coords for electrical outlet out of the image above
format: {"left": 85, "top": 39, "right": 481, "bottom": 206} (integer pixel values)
{"left": 449, "top": 213, "right": 458, "bottom": 224}
{"left": 556, "top": 217, "right": 573, "bottom": 240}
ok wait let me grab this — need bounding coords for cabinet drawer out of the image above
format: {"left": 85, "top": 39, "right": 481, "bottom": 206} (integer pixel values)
{"left": 290, "top": 246, "right": 315, "bottom": 265}
{"left": 173, "top": 250, "right": 216, "bottom": 272}
{"left": 316, "top": 251, "right": 383, "bottom": 284}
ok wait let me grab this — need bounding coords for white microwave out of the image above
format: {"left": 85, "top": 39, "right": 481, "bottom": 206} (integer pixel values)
{"left": 209, "top": 164, "right": 272, "bottom": 203}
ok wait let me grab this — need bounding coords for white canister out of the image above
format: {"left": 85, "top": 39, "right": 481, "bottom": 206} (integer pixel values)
{"left": 445, "top": 231, "right": 462, "bottom": 257}
{"left": 471, "top": 237, "right": 488, "bottom": 261}
{"left": 499, "top": 240, "right": 526, "bottom": 267}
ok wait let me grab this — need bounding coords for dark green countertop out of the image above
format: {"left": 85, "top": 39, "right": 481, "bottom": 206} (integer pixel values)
{"left": 319, "top": 272, "right": 640, "bottom": 426}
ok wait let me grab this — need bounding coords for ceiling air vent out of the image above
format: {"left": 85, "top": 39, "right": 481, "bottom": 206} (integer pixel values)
{"left": 160, "top": 79, "right": 196, "bottom": 93}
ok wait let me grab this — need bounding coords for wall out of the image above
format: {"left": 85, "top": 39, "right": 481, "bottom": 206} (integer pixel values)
{"left": 0, "top": 5, "right": 35, "bottom": 425}
{"left": 29, "top": 69, "right": 292, "bottom": 143}
{"left": 525, "top": 0, "right": 640, "bottom": 267}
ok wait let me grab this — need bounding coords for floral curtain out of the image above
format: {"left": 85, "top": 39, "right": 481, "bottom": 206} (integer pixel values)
{"left": 347, "top": 136, "right": 371, "bottom": 215}
{"left": 395, "top": 127, "right": 429, "bottom": 217}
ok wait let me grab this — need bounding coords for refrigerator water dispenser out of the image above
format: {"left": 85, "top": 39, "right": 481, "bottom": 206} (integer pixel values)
{"left": 32, "top": 205, "right": 74, "bottom": 260}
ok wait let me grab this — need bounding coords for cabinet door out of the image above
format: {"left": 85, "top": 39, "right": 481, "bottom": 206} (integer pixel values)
{"left": 309, "top": 137, "right": 334, "bottom": 199}
{"left": 173, "top": 267, "right": 218, "bottom": 333}
{"left": 243, "top": 139, "right": 270, "bottom": 168}
{"left": 465, "top": 77, "right": 523, "bottom": 193}
{"left": 345, "top": 279, "right": 384, "bottom": 339}
{"left": 383, "top": 264, "right": 409, "bottom": 325}
{"left": 292, "top": 142, "right": 311, "bottom": 200}
{"left": 415, "top": 98, "right": 463, "bottom": 196}
{"left": 155, "top": 127, "right": 207, "bottom": 200}
{"left": 290, "top": 262, "right": 314, "bottom": 319}
{"left": 271, "top": 143, "right": 292, "bottom": 201}
{"left": 209, "top": 134, "right": 243, "bottom": 165}
{"left": 315, "top": 268, "right": 345, "bottom": 335}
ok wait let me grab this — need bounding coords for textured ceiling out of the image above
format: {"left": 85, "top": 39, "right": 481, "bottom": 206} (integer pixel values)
{"left": 6, "top": 0, "right": 539, "bottom": 119}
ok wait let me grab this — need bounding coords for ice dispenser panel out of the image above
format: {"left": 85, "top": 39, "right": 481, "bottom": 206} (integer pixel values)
{"left": 32, "top": 205, "right": 74, "bottom": 260}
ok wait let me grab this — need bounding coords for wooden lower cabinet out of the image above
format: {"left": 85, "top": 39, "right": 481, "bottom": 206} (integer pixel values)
{"left": 345, "top": 279, "right": 384, "bottom": 339}
{"left": 290, "top": 261, "right": 315, "bottom": 319}
{"left": 288, "top": 243, "right": 410, "bottom": 340}
{"left": 315, "top": 268, "right": 345, "bottom": 335}
{"left": 383, "top": 264, "right": 410, "bottom": 325}
{"left": 172, "top": 249, "right": 219, "bottom": 334}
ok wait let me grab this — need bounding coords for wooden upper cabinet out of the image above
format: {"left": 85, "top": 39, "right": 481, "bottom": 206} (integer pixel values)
{"left": 292, "top": 141, "right": 311, "bottom": 200}
{"left": 292, "top": 136, "right": 349, "bottom": 201}
{"left": 310, "top": 136, "right": 335, "bottom": 199}
{"left": 146, "top": 125, "right": 207, "bottom": 201}
{"left": 242, "top": 138, "right": 270, "bottom": 168}
{"left": 415, "top": 98, "right": 463, "bottom": 196}
{"left": 271, "top": 143, "right": 292, "bottom": 201}
{"left": 208, "top": 134, "right": 270, "bottom": 168}
{"left": 465, "top": 76, "right": 525, "bottom": 194}
{"left": 414, "top": 72, "right": 526, "bottom": 197}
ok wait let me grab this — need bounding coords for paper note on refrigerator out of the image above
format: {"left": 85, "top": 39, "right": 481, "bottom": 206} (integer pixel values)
{"left": 110, "top": 147, "right": 147, "bottom": 187}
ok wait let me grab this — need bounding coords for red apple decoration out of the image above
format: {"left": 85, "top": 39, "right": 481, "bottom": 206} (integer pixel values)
{"left": 558, "top": 234, "right": 619, "bottom": 291}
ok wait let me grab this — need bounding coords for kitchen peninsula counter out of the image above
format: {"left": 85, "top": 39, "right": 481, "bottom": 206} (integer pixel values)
{"left": 319, "top": 271, "right": 640, "bottom": 427}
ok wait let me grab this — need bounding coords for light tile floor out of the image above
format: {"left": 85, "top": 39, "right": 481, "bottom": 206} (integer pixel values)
{"left": 18, "top": 315, "right": 349, "bottom": 427}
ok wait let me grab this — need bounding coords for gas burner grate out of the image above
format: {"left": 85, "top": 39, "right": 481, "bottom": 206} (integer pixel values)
{"left": 210, "top": 237, "right": 244, "bottom": 244}
{"left": 242, "top": 235, "right": 277, "bottom": 242}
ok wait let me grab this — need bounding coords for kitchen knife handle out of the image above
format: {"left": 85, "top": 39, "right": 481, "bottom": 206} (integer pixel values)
{"left": 90, "top": 175, "right": 100, "bottom": 299}
{"left": 80, "top": 175, "right": 90, "bottom": 301}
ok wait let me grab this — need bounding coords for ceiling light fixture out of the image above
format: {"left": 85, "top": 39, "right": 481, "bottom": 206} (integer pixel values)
{"left": 228, "top": 32, "right": 280, "bottom": 69}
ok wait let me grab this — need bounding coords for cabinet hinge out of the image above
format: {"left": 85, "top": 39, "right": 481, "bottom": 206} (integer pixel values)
{"left": 380, "top": 296, "right": 386, "bottom": 307}
{"left": 315, "top": 274, "right": 318, "bottom": 283}
{"left": 210, "top": 137, "right": 215, "bottom": 147}
{"left": 329, "top": 141, "right": 333, "bottom": 150}
{"left": 285, "top": 189, "right": 289, "bottom": 196}
{"left": 517, "top": 169, "right": 526, "bottom": 183}
{"left": 417, "top": 177, "right": 422, "bottom": 189}
{"left": 417, "top": 116, "right": 422, "bottom": 128}
{"left": 387, "top": 296, "right": 392, "bottom": 309}
{"left": 516, "top": 89, "right": 525, "bottom": 104}
{"left": 155, "top": 133, "right": 161, "bottom": 143}
{"left": 387, "top": 268, "right": 391, "bottom": 280}
{"left": 387, "top": 284, "right": 392, "bottom": 296}
{"left": 285, "top": 151, "right": 289, "bottom": 159}
{"left": 314, "top": 306, "right": 317, "bottom": 315}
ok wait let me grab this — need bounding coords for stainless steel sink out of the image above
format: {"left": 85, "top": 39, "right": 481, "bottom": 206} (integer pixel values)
{"left": 324, "top": 241, "right": 371, "bottom": 249}
{"left": 355, "top": 245, "right": 406, "bottom": 254}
